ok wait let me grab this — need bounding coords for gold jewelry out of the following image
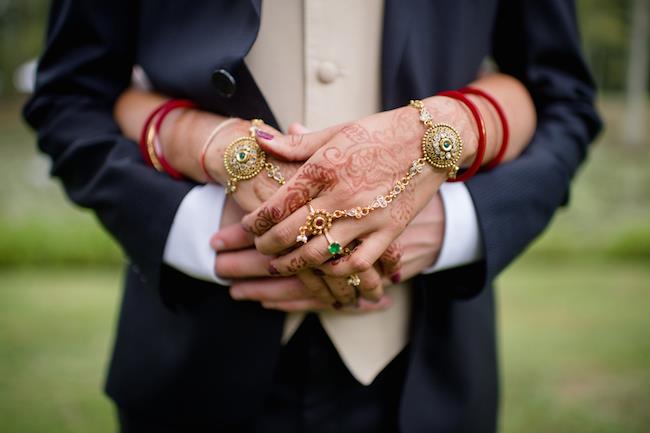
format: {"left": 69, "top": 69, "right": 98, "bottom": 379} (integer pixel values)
{"left": 145, "top": 121, "right": 164, "bottom": 172}
{"left": 295, "top": 157, "right": 426, "bottom": 252}
{"left": 347, "top": 273, "right": 361, "bottom": 287}
{"left": 295, "top": 100, "right": 462, "bottom": 249}
{"left": 409, "top": 100, "right": 463, "bottom": 179}
{"left": 223, "top": 119, "right": 285, "bottom": 193}
{"left": 200, "top": 118, "right": 239, "bottom": 182}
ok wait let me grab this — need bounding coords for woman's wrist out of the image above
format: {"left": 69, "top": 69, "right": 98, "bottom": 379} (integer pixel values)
{"left": 203, "top": 118, "right": 251, "bottom": 185}
{"left": 157, "top": 108, "right": 245, "bottom": 184}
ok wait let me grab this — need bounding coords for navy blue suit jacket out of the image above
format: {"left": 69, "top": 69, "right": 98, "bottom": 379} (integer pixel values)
{"left": 24, "top": 0, "right": 601, "bottom": 431}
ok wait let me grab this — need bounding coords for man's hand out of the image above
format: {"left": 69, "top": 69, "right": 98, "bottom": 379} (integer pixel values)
{"left": 211, "top": 215, "right": 393, "bottom": 312}
{"left": 212, "top": 188, "right": 445, "bottom": 312}
{"left": 378, "top": 192, "right": 445, "bottom": 285}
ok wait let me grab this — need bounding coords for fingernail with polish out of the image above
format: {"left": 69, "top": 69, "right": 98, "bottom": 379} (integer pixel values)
{"left": 390, "top": 272, "right": 401, "bottom": 284}
{"left": 256, "top": 129, "right": 274, "bottom": 140}
{"left": 241, "top": 223, "right": 252, "bottom": 233}
{"left": 312, "top": 269, "right": 325, "bottom": 276}
{"left": 268, "top": 264, "right": 280, "bottom": 276}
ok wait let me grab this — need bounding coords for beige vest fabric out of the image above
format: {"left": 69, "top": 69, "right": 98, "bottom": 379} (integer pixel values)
{"left": 245, "top": 0, "right": 410, "bottom": 385}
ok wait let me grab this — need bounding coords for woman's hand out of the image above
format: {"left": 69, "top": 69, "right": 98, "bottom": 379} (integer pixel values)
{"left": 113, "top": 88, "right": 302, "bottom": 213}
{"left": 212, "top": 217, "right": 393, "bottom": 312}
{"left": 215, "top": 183, "right": 447, "bottom": 311}
{"left": 206, "top": 121, "right": 303, "bottom": 213}
{"left": 241, "top": 98, "right": 477, "bottom": 281}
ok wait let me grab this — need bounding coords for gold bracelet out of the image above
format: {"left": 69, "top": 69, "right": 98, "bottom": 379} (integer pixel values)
{"left": 295, "top": 100, "right": 463, "bottom": 255}
{"left": 145, "top": 120, "right": 164, "bottom": 172}
{"left": 223, "top": 119, "right": 285, "bottom": 193}
{"left": 409, "top": 99, "right": 463, "bottom": 179}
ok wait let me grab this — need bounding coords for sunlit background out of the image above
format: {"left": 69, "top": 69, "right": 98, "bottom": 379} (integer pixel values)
{"left": 0, "top": 1, "right": 648, "bottom": 432}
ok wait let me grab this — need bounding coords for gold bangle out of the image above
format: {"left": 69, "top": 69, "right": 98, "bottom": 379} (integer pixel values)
{"left": 145, "top": 120, "right": 164, "bottom": 172}
{"left": 200, "top": 118, "right": 240, "bottom": 183}
{"left": 223, "top": 119, "right": 285, "bottom": 193}
{"left": 295, "top": 100, "right": 462, "bottom": 254}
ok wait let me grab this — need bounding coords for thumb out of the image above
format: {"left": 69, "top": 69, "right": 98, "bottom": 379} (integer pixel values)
{"left": 210, "top": 222, "right": 254, "bottom": 252}
{"left": 255, "top": 123, "right": 343, "bottom": 161}
{"left": 287, "top": 122, "right": 311, "bottom": 135}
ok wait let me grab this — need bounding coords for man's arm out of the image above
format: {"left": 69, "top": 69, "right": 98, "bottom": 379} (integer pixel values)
{"left": 23, "top": 0, "right": 193, "bottom": 295}
{"left": 449, "top": 0, "right": 602, "bottom": 297}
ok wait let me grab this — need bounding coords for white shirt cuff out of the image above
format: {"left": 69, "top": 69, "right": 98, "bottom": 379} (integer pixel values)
{"left": 163, "top": 184, "right": 231, "bottom": 285}
{"left": 421, "top": 182, "right": 484, "bottom": 274}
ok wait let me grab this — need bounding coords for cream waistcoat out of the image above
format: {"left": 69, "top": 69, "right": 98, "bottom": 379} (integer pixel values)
{"left": 245, "top": 0, "right": 410, "bottom": 385}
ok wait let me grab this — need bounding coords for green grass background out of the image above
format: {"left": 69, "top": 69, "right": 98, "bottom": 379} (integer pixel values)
{"left": 1, "top": 96, "right": 649, "bottom": 432}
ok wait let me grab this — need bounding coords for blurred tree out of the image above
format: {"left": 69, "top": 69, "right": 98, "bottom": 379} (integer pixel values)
{"left": 0, "top": 0, "right": 47, "bottom": 97}
{"left": 623, "top": 0, "right": 648, "bottom": 147}
{"left": 578, "top": 0, "right": 630, "bottom": 91}
{"left": 0, "top": 0, "right": 647, "bottom": 98}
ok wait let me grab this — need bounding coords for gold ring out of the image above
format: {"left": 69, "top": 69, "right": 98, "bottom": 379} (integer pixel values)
{"left": 347, "top": 273, "right": 361, "bottom": 287}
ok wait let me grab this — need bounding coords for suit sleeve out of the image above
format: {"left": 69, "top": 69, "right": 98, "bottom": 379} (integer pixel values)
{"left": 438, "top": 0, "right": 602, "bottom": 298}
{"left": 23, "top": 0, "right": 194, "bottom": 293}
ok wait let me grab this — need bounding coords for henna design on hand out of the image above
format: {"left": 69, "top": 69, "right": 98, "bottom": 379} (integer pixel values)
{"left": 251, "top": 206, "right": 284, "bottom": 235}
{"left": 248, "top": 108, "right": 421, "bottom": 235}
{"left": 297, "top": 163, "right": 338, "bottom": 192}
{"left": 321, "top": 112, "right": 420, "bottom": 195}
{"left": 371, "top": 108, "right": 419, "bottom": 149}
{"left": 286, "top": 256, "right": 308, "bottom": 274}
{"left": 379, "top": 241, "right": 403, "bottom": 275}
{"left": 341, "top": 123, "right": 372, "bottom": 144}
{"left": 287, "top": 134, "right": 305, "bottom": 147}
{"left": 323, "top": 145, "right": 402, "bottom": 193}
{"left": 390, "top": 181, "right": 415, "bottom": 224}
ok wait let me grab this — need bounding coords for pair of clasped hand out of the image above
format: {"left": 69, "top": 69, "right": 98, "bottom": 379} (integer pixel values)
{"left": 209, "top": 105, "right": 462, "bottom": 313}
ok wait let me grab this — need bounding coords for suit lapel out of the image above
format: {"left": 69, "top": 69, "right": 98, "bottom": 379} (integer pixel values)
{"left": 381, "top": 0, "right": 420, "bottom": 109}
{"left": 205, "top": 0, "right": 280, "bottom": 130}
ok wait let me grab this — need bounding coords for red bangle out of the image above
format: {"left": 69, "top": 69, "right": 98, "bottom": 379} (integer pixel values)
{"left": 437, "top": 90, "right": 486, "bottom": 182}
{"left": 151, "top": 99, "right": 196, "bottom": 179}
{"left": 460, "top": 86, "right": 509, "bottom": 170}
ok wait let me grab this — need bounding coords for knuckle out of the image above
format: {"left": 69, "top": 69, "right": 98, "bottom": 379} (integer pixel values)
{"left": 350, "top": 255, "right": 372, "bottom": 273}
{"left": 288, "top": 134, "right": 304, "bottom": 148}
{"left": 302, "top": 243, "right": 327, "bottom": 266}
{"left": 254, "top": 237, "right": 274, "bottom": 255}
{"left": 271, "top": 225, "right": 296, "bottom": 249}
{"left": 326, "top": 261, "right": 351, "bottom": 278}
{"left": 361, "top": 273, "right": 381, "bottom": 291}
{"left": 361, "top": 285, "right": 383, "bottom": 302}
